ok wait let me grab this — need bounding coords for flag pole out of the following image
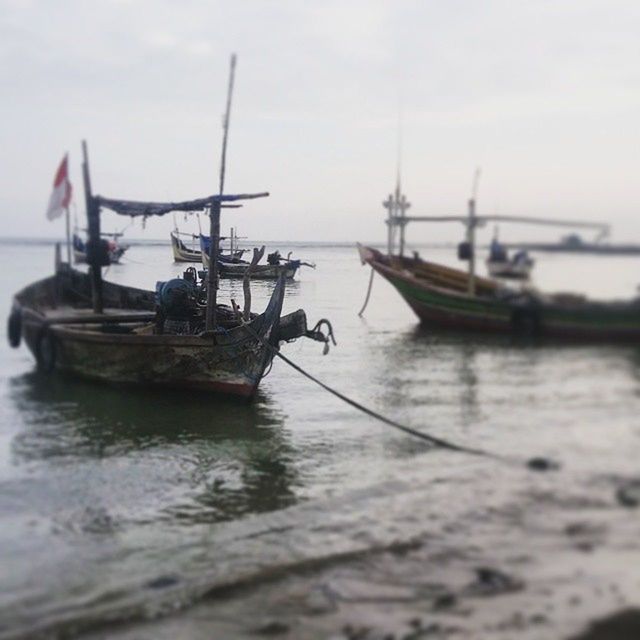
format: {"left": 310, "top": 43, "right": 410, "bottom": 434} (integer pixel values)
{"left": 65, "top": 204, "right": 71, "bottom": 264}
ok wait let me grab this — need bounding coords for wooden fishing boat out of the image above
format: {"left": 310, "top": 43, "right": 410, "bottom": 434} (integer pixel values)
{"left": 358, "top": 245, "right": 640, "bottom": 341}
{"left": 219, "top": 260, "right": 299, "bottom": 280}
{"left": 358, "top": 175, "right": 640, "bottom": 342}
{"left": 8, "top": 261, "right": 325, "bottom": 397}
{"left": 486, "top": 254, "right": 533, "bottom": 280}
{"left": 171, "top": 231, "right": 201, "bottom": 262}
{"left": 172, "top": 229, "right": 246, "bottom": 263}
{"left": 201, "top": 242, "right": 303, "bottom": 280}
{"left": 485, "top": 231, "right": 533, "bottom": 280}
{"left": 8, "top": 56, "right": 334, "bottom": 398}
{"left": 202, "top": 249, "right": 300, "bottom": 280}
{"left": 74, "top": 232, "right": 128, "bottom": 264}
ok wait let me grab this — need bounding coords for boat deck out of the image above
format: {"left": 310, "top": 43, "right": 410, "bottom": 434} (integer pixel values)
{"left": 43, "top": 307, "right": 155, "bottom": 320}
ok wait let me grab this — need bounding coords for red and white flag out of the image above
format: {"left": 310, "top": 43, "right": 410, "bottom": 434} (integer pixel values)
{"left": 45, "top": 154, "right": 72, "bottom": 220}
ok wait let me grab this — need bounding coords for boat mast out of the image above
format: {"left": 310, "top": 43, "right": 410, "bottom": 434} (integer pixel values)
{"left": 398, "top": 190, "right": 410, "bottom": 257}
{"left": 383, "top": 115, "right": 411, "bottom": 257}
{"left": 206, "top": 53, "right": 237, "bottom": 331}
{"left": 466, "top": 168, "right": 480, "bottom": 295}
{"left": 82, "top": 140, "right": 103, "bottom": 313}
{"left": 383, "top": 192, "right": 395, "bottom": 254}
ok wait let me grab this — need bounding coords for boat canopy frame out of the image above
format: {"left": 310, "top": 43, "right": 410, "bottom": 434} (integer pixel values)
{"left": 384, "top": 189, "right": 610, "bottom": 295}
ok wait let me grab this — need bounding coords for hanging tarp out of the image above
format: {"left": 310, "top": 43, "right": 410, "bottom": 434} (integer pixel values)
{"left": 95, "top": 192, "right": 268, "bottom": 217}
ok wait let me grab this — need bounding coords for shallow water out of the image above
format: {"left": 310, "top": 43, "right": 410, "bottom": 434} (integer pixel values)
{"left": 1, "top": 241, "right": 640, "bottom": 639}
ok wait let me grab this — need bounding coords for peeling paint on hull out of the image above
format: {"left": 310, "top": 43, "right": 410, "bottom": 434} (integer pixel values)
{"left": 13, "top": 267, "right": 285, "bottom": 399}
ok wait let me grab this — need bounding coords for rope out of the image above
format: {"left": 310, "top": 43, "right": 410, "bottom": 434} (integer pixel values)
{"left": 358, "top": 268, "right": 375, "bottom": 317}
{"left": 243, "top": 322, "right": 487, "bottom": 456}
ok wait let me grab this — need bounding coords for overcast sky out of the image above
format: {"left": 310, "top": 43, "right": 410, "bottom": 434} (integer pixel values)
{"left": 1, "top": 0, "right": 640, "bottom": 243}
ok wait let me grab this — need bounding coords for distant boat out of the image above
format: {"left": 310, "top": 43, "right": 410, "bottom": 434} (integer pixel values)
{"left": 73, "top": 231, "right": 128, "bottom": 264}
{"left": 199, "top": 232, "right": 247, "bottom": 264}
{"left": 486, "top": 234, "right": 534, "bottom": 280}
{"left": 505, "top": 233, "right": 640, "bottom": 255}
{"left": 358, "top": 176, "right": 640, "bottom": 342}
{"left": 170, "top": 230, "right": 201, "bottom": 262}
{"left": 172, "top": 228, "right": 247, "bottom": 263}
{"left": 359, "top": 245, "right": 640, "bottom": 341}
{"left": 201, "top": 240, "right": 304, "bottom": 280}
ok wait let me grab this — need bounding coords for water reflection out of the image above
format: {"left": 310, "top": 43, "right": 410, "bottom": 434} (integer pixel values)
{"left": 220, "top": 277, "right": 302, "bottom": 305}
{"left": 367, "top": 324, "right": 640, "bottom": 436}
{"left": 8, "top": 373, "right": 299, "bottom": 524}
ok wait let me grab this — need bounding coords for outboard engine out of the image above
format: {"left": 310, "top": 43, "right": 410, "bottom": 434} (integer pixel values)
{"left": 156, "top": 278, "right": 198, "bottom": 334}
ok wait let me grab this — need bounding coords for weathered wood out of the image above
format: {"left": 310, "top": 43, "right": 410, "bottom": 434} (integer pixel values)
{"left": 243, "top": 246, "right": 265, "bottom": 321}
{"left": 206, "top": 54, "right": 237, "bottom": 331}
{"left": 218, "top": 54, "right": 236, "bottom": 196}
{"left": 205, "top": 201, "right": 221, "bottom": 330}
{"left": 12, "top": 267, "right": 290, "bottom": 398}
{"left": 45, "top": 313, "right": 157, "bottom": 326}
{"left": 467, "top": 197, "right": 476, "bottom": 295}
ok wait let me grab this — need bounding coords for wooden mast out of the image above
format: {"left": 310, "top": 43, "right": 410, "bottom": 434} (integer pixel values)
{"left": 383, "top": 192, "right": 394, "bottom": 255}
{"left": 466, "top": 168, "right": 480, "bottom": 296}
{"left": 206, "top": 53, "right": 237, "bottom": 331}
{"left": 82, "top": 140, "right": 103, "bottom": 313}
{"left": 466, "top": 196, "right": 476, "bottom": 295}
{"left": 398, "top": 192, "right": 410, "bottom": 257}
{"left": 383, "top": 187, "right": 410, "bottom": 256}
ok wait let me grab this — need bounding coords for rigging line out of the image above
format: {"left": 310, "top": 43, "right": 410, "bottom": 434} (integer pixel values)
{"left": 242, "top": 322, "right": 487, "bottom": 456}
{"left": 358, "top": 267, "right": 375, "bottom": 317}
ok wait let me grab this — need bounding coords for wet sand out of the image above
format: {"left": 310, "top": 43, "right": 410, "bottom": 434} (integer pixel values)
{"left": 83, "top": 462, "right": 640, "bottom": 640}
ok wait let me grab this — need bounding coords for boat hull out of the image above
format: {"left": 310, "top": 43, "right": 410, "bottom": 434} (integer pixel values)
{"left": 74, "top": 248, "right": 127, "bottom": 265}
{"left": 202, "top": 251, "right": 298, "bottom": 280}
{"left": 358, "top": 245, "right": 640, "bottom": 342}
{"left": 13, "top": 268, "right": 285, "bottom": 399}
{"left": 21, "top": 324, "right": 274, "bottom": 398}
{"left": 171, "top": 232, "right": 201, "bottom": 262}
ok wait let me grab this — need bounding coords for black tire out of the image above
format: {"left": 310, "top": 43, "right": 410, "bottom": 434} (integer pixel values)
{"left": 35, "top": 328, "right": 57, "bottom": 373}
{"left": 7, "top": 309, "right": 21, "bottom": 348}
{"left": 511, "top": 308, "right": 540, "bottom": 337}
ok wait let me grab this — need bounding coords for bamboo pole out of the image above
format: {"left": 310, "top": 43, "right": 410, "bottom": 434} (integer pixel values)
{"left": 467, "top": 198, "right": 476, "bottom": 296}
{"left": 64, "top": 206, "right": 71, "bottom": 264}
{"left": 398, "top": 214, "right": 609, "bottom": 231}
{"left": 205, "top": 201, "right": 221, "bottom": 331}
{"left": 205, "top": 54, "right": 237, "bottom": 331}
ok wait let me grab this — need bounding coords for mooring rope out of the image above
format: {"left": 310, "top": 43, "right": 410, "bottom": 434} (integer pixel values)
{"left": 238, "top": 318, "right": 567, "bottom": 472}
{"left": 271, "top": 347, "right": 488, "bottom": 455}
{"left": 245, "top": 322, "right": 487, "bottom": 456}
{"left": 358, "top": 268, "right": 375, "bottom": 317}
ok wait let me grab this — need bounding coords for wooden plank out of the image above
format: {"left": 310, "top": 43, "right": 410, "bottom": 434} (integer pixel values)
{"left": 46, "top": 312, "right": 156, "bottom": 325}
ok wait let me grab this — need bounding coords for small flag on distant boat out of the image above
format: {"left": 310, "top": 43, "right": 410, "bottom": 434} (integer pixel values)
{"left": 46, "top": 154, "right": 72, "bottom": 220}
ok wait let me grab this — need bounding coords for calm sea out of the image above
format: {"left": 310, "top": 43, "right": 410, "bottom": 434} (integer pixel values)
{"left": 1, "top": 240, "right": 639, "bottom": 639}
